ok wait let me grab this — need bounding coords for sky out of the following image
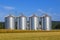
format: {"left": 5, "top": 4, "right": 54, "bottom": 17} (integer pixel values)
{"left": 0, "top": 0, "right": 60, "bottom": 21}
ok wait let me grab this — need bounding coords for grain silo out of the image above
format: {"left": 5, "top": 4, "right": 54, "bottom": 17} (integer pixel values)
{"left": 5, "top": 14, "right": 15, "bottom": 30}
{"left": 17, "top": 14, "right": 27, "bottom": 30}
{"left": 41, "top": 14, "right": 52, "bottom": 30}
{"left": 29, "top": 14, "right": 39, "bottom": 30}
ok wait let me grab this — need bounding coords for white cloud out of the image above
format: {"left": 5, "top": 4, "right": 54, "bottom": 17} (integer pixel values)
{"left": 3, "top": 6, "right": 15, "bottom": 10}
{"left": 0, "top": 5, "right": 15, "bottom": 10}
{"left": 38, "top": 9, "right": 46, "bottom": 13}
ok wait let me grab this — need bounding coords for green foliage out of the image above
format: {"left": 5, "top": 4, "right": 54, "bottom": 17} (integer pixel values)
{"left": 0, "top": 22, "right": 5, "bottom": 29}
{"left": 52, "top": 21, "right": 60, "bottom": 29}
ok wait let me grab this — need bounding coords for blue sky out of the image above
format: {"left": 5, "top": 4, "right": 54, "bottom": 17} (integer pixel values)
{"left": 0, "top": 0, "right": 60, "bottom": 21}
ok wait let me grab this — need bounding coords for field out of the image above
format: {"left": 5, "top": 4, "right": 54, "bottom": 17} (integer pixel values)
{"left": 0, "top": 30, "right": 60, "bottom": 40}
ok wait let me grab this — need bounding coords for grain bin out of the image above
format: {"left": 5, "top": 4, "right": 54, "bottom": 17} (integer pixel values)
{"left": 29, "top": 14, "right": 39, "bottom": 30}
{"left": 17, "top": 14, "right": 27, "bottom": 30}
{"left": 41, "top": 14, "right": 52, "bottom": 30}
{"left": 5, "top": 14, "right": 15, "bottom": 30}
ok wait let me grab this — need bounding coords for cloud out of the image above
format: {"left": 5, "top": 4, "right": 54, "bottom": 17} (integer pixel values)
{"left": 3, "top": 6, "right": 15, "bottom": 10}
{"left": 38, "top": 9, "right": 46, "bottom": 13}
{"left": 0, "top": 5, "right": 15, "bottom": 10}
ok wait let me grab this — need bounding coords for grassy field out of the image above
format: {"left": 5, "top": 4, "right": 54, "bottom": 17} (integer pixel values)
{"left": 0, "top": 31, "right": 60, "bottom": 40}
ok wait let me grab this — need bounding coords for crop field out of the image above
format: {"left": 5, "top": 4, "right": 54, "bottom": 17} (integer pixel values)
{"left": 0, "top": 30, "right": 60, "bottom": 40}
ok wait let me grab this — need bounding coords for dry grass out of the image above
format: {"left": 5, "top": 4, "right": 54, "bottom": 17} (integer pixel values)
{"left": 0, "top": 30, "right": 60, "bottom": 40}
{"left": 0, "top": 29, "right": 60, "bottom": 33}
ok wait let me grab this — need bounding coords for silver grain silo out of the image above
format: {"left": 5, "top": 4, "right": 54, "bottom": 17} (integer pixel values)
{"left": 29, "top": 14, "right": 39, "bottom": 30}
{"left": 41, "top": 14, "right": 52, "bottom": 30}
{"left": 5, "top": 14, "right": 15, "bottom": 30}
{"left": 17, "top": 14, "right": 27, "bottom": 30}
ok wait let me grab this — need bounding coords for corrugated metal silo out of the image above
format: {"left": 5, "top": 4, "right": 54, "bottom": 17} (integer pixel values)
{"left": 17, "top": 14, "right": 27, "bottom": 30}
{"left": 29, "top": 14, "right": 39, "bottom": 30}
{"left": 41, "top": 14, "right": 52, "bottom": 30}
{"left": 5, "top": 14, "right": 15, "bottom": 30}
